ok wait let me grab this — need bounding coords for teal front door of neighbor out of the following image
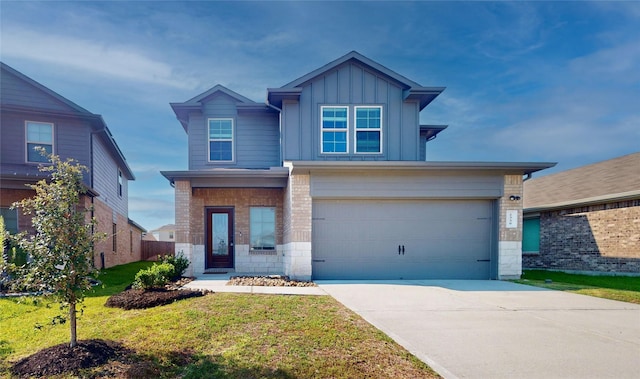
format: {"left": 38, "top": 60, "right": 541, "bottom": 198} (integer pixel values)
{"left": 206, "top": 207, "right": 234, "bottom": 269}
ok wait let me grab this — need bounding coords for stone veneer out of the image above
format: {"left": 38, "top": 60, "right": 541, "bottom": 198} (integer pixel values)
{"left": 498, "top": 174, "right": 524, "bottom": 279}
{"left": 524, "top": 200, "right": 640, "bottom": 274}
{"left": 282, "top": 165, "right": 313, "bottom": 280}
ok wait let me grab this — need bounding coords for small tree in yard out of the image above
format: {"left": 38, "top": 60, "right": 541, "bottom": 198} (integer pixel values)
{"left": 11, "top": 151, "right": 105, "bottom": 348}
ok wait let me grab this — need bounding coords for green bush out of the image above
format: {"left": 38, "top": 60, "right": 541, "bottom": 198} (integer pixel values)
{"left": 132, "top": 262, "right": 174, "bottom": 289}
{"left": 159, "top": 252, "right": 190, "bottom": 280}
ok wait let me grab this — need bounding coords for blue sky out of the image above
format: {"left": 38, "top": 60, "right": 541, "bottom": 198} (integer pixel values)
{"left": 2, "top": 1, "right": 639, "bottom": 232}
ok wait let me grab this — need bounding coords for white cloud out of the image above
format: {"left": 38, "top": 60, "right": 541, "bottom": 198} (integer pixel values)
{"left": 2, "top": 27, "right": 199, "bottom": 90}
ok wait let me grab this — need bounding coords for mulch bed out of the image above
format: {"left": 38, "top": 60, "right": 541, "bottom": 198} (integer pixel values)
{"left": 10, "top": 339, "right": 131, "bottom": 378}
{"left": 227, "top": 275, "right": 317, "bottom": 287}
{"left": 105, "top": 287, "right": 205, "bottom": 310}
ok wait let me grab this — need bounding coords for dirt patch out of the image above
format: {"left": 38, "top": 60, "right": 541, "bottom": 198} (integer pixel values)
{"left": 105, "top": 288, "right": 206, "bottom": 310}
{"left": 10, "top": 339, "right": 131, "bottom": 378}
{"left": 227, "top": 275, "right": 317, "bottom": 287}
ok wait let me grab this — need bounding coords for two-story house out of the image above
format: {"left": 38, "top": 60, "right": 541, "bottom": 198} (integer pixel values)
{"left": 162, "top": 51, "right": 554, "bottom": 280}
{"left": 0, "top": 62, "right": 144, "bottom": 268}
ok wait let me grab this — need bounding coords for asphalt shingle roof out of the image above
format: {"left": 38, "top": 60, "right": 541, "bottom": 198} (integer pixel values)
{"left": 523, "top": 152, "right": 640, "bottom": 210}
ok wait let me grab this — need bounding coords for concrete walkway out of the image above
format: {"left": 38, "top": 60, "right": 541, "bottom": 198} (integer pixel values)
{"left": 317, "top": 280, "right": 640, "bottom": 379}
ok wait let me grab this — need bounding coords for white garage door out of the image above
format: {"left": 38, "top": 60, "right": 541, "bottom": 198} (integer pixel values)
{"left": 312, "top": 199, "right": 495, "bottom": 280}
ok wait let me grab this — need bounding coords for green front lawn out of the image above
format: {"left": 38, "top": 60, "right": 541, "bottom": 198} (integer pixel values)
{"left": 0, "top": 262, "right": 439, "bottom": 378}
{"left": 515, "top": 270, "right": 640, "bottom": 304}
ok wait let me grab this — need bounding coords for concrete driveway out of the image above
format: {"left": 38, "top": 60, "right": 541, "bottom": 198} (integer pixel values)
{"left": 317, "top": 280, "right": 640, "bottom": 379}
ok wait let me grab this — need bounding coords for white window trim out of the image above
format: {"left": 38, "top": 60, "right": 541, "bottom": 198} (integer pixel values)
{"left": 25, "top": 121, "right": 54, "bottom": 163}
{"left": 354, "top": 105, "right": 383, "bottom": 154}
{"left": 320, "top": 105, "right": 349, "bottom": 154}
{"left": 207, "top": 118, "right": 235, "bottom": 163}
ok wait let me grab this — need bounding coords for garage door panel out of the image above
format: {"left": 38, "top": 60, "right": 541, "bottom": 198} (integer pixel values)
{"left": 312, "top": 199, "right": 494, "bottom": 280}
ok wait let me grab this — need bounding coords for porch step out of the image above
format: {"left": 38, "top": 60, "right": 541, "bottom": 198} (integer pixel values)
{"left": 203, "top": 268, "right": 235, "bottom": 274}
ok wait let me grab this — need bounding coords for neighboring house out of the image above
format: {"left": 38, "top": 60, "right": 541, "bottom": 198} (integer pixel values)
{"left": 162, "top": 51, "right": 554, "bottom": 280}
{"left": 0, "top": 62, "right": 143, "bottom": 268}
{"left": 523, "top": 152, "right": 640, "bottom": 274}
{"left": 149, "top": 224, "right": 176, "bottom": 242}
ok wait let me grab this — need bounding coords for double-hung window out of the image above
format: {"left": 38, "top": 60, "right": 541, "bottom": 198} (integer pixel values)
{"left": 321, "top": 106, "right": 348, "bottom": 153}
{"left": 250, "top": 207, "right": 276, "bottom": 251}
{"left": 118, "top": 170, "right": 123, "bottom": 197}
{"left": 26, "top": 121, "right": 53, "bottom": 163}
{"left": 208, "top": 118, "right": 234, "bottom": 162}
{"left": 355, "top": 106, "right": 382, "bottom": 153}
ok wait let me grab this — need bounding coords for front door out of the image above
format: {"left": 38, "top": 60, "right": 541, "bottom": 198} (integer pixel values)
{"left": 206, "top": 207, "right": 234, "bottom": 269}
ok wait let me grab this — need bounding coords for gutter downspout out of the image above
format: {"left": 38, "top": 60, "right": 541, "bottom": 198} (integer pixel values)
{"left": 266, "top": 101, "right": 283, "bottom": 166}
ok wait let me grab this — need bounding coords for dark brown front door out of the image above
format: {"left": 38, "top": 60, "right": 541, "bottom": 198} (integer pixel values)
{"left": 206, "top": 207, "right": 234, "bottom": 269}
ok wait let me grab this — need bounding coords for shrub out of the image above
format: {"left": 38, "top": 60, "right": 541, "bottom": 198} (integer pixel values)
{"left": 132, "top": 262, "right": 174, "bottom": 289}
{"left": 159, "top": 253, "right": 190, "bottom": 280}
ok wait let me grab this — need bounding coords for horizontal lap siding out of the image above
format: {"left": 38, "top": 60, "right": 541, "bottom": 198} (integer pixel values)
{"left": 92, "top": 135, "right": 127, "bottom": 217}
{"left": 189, "top": 93, "right": 279, "bottom": 169}
{"left": 1, "top": 68, "right": 72, "bottom": 111}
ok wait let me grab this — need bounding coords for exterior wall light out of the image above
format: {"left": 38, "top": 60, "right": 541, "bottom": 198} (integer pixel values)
{"left": 509, "top": 195, "right": 521, "bottom": 201}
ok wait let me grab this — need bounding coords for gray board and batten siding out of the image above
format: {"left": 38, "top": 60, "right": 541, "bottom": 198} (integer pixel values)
{"left": 280, "top": 60, "right": 424, "bottom": 162}
{"left": 183, "top": 91, "right": 280, "bottom": 170}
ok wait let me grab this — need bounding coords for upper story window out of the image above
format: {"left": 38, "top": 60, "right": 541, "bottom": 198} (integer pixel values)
{"left": 208, "top": 118, "right": 234, "bottom": 162}
{"left": 321, "top": 106, "right": 348, "bottom": 153}
{"left": 355, "top": 106, "right": 382, "bottom": 154}
{"left": 26, "top": 121, "right": 53, "bottom": 163}
{"left": 118, "top": 170, "right": 123, "bottom": 197}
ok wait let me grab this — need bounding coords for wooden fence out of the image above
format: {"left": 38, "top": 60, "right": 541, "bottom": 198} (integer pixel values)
{"left": 141, "top": 240, "right": 175, "bottom": 261}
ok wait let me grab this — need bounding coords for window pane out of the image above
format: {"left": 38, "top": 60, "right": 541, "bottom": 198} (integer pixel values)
{"left": 323, "top": 131, "right": 347, "bottom": 153}
{"left": 209, "top": 119, "right": 232, "bottom": 139}
{"left": 1, "top": 208, "right": 18, "bottom": 234}
{"left": 356, "top": 108, "right": 381, "bottom": 129}
{"left": 27, "top": 143, "right": 52, "bottom": 162}
{"left": 250, "top": 207, "right": 275, "bottom": 250}
{"left": 322, "top": 107, "right": 347, "bottom": 129}
{"left": 356, "top": 131, "right": 380, "bottom": 153}
{"left": 210, "top": 141, "right": 232, "bottom": 161}
{"left": 27, "top": 122, "right": 52, "bottom": 143}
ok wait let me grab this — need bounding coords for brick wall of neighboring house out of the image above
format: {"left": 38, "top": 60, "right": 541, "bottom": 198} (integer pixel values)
{"left": 191, "top": 187, "right": 285, "bottom": 274}
{"left": 93, "top": 198, "right": 140, "bottom": 268}
{"left": 523, "top": 200, "right": 640, "bottom": 274}
{"left": 0, "top": 188, "right": 37, "bottom": 234}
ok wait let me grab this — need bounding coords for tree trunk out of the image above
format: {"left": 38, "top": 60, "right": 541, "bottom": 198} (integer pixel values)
{"left": 69, "top": 301, "right": 77, "bottom": 348}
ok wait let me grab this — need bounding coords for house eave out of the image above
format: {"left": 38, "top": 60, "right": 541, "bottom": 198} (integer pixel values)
{"left": 405, "top": 87, "right": 446, "bottom": 110}
{"left": 524, "top": 190, "right": 640, "bottom": 213}
{"left": 160, "top": 168, "right": 290, "bottom": 188}
{"left": 286, "top": 160, "right": 556, "bottom": 175}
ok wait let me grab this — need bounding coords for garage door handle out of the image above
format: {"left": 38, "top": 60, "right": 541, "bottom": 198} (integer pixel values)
{"left": 477, "top": 259, "right": 490, "bottom": 262}
{"left": 312, "top": 259, "right": 325, "bottom": 263}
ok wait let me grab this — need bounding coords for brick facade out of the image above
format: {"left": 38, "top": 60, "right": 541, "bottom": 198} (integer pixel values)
{"left": 1, "top": 188, "right": 141, "bottom": 269}
{"left": 283, "top": 169, "right": 312, "bottom": 280}
{"left": 176, "top": 185, "right": 287, "bottom": 276}
{"left": 93, "top": 198, "right": 141, "bottom": 268}
{"left": 498, "top": 174, "right": 524, "bottom": 279}
{"left": 524, "top": 200, "right": 640, "bottom": 274}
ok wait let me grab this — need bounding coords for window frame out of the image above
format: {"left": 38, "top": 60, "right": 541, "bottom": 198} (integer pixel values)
{"left": 354, "top": 105, "right": 383, "bottom": 154}
{"left": 249, "top": 206, "right": 276, "bottom": 251}
{"left": 118, "top": 170, "right": 123, "bottom": 197}
{"left": 25, "top": 121, "right": 54, "bottom": 163}
{"left": 207, "top": 118, "right": 235, "bottom": 162}
{"left": 1, "top": 207, "right": 19, "bottom": 234}
{"left": 320, "top": 106, "right": 349, "bottom": 154}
